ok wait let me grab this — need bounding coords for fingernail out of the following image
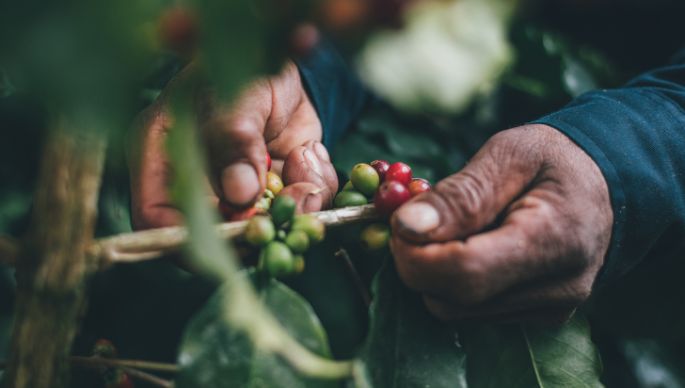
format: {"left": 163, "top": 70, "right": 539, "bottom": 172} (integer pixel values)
{"left": 222, "top": 162, "right": 260, "bottom": 206}
{"left": 303, "top": 192, "right": 322, "bottom": 213}
{"left": 313, "top": 142, "right": 330, "bottom": 162}
{"left": 304, "top": 149, "right": 323, "bottom": 176}
{"left": 396, "top": 202, "right": 440, "bottom": 235}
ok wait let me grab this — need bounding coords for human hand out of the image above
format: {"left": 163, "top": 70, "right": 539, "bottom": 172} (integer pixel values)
{"left": 390, "top": 124, "right": 613, "bottom": 323}
{"left": 129, "top": 61, "right": 338, "bottom": 230}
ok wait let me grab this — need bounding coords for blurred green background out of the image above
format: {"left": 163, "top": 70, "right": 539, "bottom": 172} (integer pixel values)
{"left": 1, "top": 1, "right": 685, "bottom": 387}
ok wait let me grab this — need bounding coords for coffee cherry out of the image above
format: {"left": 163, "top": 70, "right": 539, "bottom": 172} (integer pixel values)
{"left": 342, "top": 181, "right": 355, "bottom": 191}
{"left": 270, "top": 195, "right": 296, "bottom": 226}
{"left": 105, "top": 369, "right": 134, "bottom": 388}
{"left": 254, "top": 196, "right": 272, "bottom": 212}
{"left": 334, "top": 190, "right": 368, "bottom": 208}
{"left": 292, "top": 255, "right": 305, "bottom": 274}
{"left": 385, "top": 162, "right": 412, "bottom": 186}
{"left": 408, "top": 178, "right": 431, "bottom": 197}
{"left": 291, "top": 214, "right": 325, "bottom": 243}
{"left": 93, "top": 339, "right": 117, "bottom": 358}
{"left": 374, "top": 181, "right": 411, "bottom": 216}
{"left": 266, "top": 171, "right": 284, "bottom": 195}
{"left": 285, "top": 230, "right": 310, "bottom": 254}
{"left": 266, "top": 152, "right": 272, "bottom": 171}
{"left": 360, "top": 223, "right": 390, "bottom": 250}
{"left": 350, "top": 163, "right": 380, "bottom": 196}
{"left": 370, "top": 160, "right": 390, "bottom": 182}
{"left": 244, "top": 216, "right": 276, "bottom": 246}
{"left": 261, "top": 241, "right": 294, "bottom": 277}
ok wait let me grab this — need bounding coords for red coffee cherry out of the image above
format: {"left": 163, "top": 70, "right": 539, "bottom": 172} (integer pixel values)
{"left": 385, "top": 162, "right": 412, "bottom": 186}
{"left": 266, "top": 152, "right": 272, "bottom": 171}
{"left": 374, "top": 180, "right": 411, "bottom": 216}
{"left": 408, "top": 178, "right": 431, "bottom": 197}
{"left": 370, "top": 160, "right": 390, "bottom": 182}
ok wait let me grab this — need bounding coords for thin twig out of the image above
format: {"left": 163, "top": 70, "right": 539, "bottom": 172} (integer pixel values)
{"left": 335, "top": 248, "right": 371, "bottom": 307}
{"left": 91, "top": 204, "right": 379, "bottom": 266}
{"left": 69, "top": 356, "right": 179, "bottom": 373}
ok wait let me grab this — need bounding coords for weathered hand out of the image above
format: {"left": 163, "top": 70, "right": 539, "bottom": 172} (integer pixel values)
{"left": 129, "top": 61, "right": 338, "bottom": 230}
{"left": 391, "top": 124, "right": 613, "bottom": 323}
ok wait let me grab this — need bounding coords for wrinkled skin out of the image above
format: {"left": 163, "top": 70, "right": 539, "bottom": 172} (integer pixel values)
{"left": 129, "top": 61, "right": 338, "bottom": 230}
{"left": 391, "top": 124, "right": 613, "bottom": 323}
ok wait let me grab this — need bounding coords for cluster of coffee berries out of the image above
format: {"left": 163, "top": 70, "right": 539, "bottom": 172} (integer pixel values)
{"left": 335, "top": 160, "right": 431, "bottom": 216}
{"left": 219, "top": 152, "right": 285, "bottom": 221}
{"left": 244, "top": 195, "right": 325, "bottom": 277}
{"left": 92, "top": 339, "right": 134, "bottom": 388}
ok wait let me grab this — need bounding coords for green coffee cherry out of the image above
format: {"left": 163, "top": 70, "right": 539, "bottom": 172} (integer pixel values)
{"left": 277, "top": 229, "right": 287, "bottom": 240}
{"left": 271, "top": 195, "right": 296, "bottom": 226}
{"left": 255, "top": 196, "right": 272, "bottom": 212}
{"left": 291, "top": 214, "right": 325, "bottom": 243}
{"left": 261, "top": 241, "right": 294, "bottom": 277}
{"left": 350, "top": 163, "right": 380, "bottom": 196}
{"left": 285, "top": 229, "right": 310, "bottom": 254}
{"left": 293, "top": 255, "right": 305, "bottom": 274}
{"left": 263, "top": 189, "right": 275, "bottom": 200}
{"left": 244, "top": 216, "right": 275, "bottom": 246}
{"left": 334, "top": 190, "right": 368, "bottom": 208}
{"left": 360, "top": 223, "right": 390, "bottom": 250}
{"left": 342, "top": 181, "right": 355, "bottom": 191}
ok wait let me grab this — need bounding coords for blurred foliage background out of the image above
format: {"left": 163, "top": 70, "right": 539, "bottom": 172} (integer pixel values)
{"left": 0, "top": 0, "right": 684, "bottom": 387}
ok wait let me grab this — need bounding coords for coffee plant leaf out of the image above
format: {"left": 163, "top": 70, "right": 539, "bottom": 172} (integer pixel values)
{"left": 176, "top": 275, "right": 337, "bottom": 388}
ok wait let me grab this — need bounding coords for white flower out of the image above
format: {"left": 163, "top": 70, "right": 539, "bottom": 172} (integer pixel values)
{"left": 357, "top": 0, "right": 513, "bottom": 114}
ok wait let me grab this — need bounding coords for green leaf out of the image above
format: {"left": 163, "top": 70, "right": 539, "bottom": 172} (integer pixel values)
{"left": 355, "top": 260, "right": 468, "bottom": 388}
{"left": 177, "top": 275, "right": 337, "bottom": 388}
{"left": 464, "top": 315, "right": 603, "bottom": 388}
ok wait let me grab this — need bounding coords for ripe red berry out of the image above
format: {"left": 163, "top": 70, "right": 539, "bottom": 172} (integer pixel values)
{"left": 374, "top": 181, "right": 411, "bottom": 216}
{"left": 370, "top": 160, "right": 390, "bottom": 182}
{"left": 408, "top": 178, "right": 431, "bottom": 197}
{"left": 266, "top": 152, "right": 272, "bottom": 171}
{"left": 385, "top": 162, "right": 412, "bottom": 186}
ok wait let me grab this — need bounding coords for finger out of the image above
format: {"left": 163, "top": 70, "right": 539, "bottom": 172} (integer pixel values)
{"left": 200, "top": 62, "right": 307, "bottom": 208}
{"left": 392, "top": 126, "right": 548, "bottom": 244}
{"left": 391, "top": 195, "right": 587, "bottom": 305}
{"left": 281, "top": 140, "right": 338, "bottom": 211}
{"left": 129, "top": 103, "right": 183, "bottom": 229}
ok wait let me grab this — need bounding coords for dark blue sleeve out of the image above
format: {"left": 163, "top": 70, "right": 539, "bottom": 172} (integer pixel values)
{"left": 533, "top": 49, "right": 685, "bottom": 284}
{"left": 295, "top": 41, "right": 368, "bottom": 149}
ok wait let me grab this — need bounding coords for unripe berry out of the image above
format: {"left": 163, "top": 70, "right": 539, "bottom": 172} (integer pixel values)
{"left": 266, "top": 171, "right": 284, "bottom": 195}
{"left": 360, "top": 223, "right": 390, "bottom": 250}
{"left": 270, "top": 195, "right": 296, "bottom": 226}
{"left": 408, "top": 178, "right": 431, "bottom": 197}
{"left": 292, "top": 255, "right": 305, "bottom": 274}
{"left": 291, "top": 214, "right": 325, "bottom": 243}
{"left": 350, "top": 163, "right": 380, "bottom": 196}
{"left": 385, "top": 162, "right": 412, "bottom": 186}
{"left": 370, "top": 160, "right": 390, "bottom": 182}
{"left": 244, "top": 216, "right": 276, "bottom": 246}
{"left": 285, "top": 230, "right": 310, "bottom": 254}
{"left": 334, "top": 190, "right": 368, "bottom": 208}
{"left": 342, "top": 180, "right": 355, "bottom": 191}
{"left": 374, "top": 181, "right": 411, "bottom": 216}
{"left": 261, "top": 241, "right": 294, "bottom": 277}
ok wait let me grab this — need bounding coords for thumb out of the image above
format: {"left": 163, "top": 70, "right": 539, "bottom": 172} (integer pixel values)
{"left": 392, "top": 128, "right": 544, "bottom": 243}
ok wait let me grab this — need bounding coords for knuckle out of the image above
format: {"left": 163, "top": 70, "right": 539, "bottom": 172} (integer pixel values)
{"left": 436, "top": 172, "right": 488, "bottom": 228}
{"left": 451, "top": 260, "right": 488, "bottom": 306}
